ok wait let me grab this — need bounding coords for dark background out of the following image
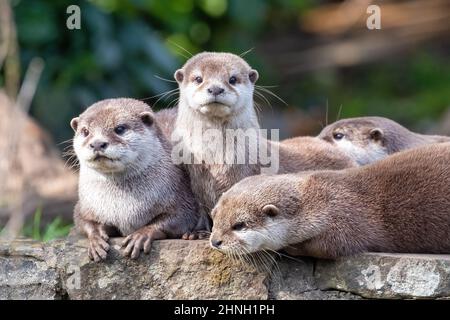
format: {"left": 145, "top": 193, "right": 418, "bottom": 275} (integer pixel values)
{"left": 9, "top": 0, "right": 450, "bottom": 142}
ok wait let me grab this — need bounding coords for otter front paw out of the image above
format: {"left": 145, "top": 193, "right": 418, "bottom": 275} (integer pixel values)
{"left": 182, "top": 230, "right": 210, "bottom": 240}
{"left": 88, "top": 234, "right": 110, "bottom": 262}
{"left": 121, "top": 227, "right": 166, "bottom": 259}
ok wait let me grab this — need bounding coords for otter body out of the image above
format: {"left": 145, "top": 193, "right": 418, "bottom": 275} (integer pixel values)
{"left": 319, "top": 116, "right": 450, "bottom": 165}
{"left": 210, "top": 143, "right": 450, "bottom": 258}
{"left": 71, "top": 98, "right": 202, "bottom": 261}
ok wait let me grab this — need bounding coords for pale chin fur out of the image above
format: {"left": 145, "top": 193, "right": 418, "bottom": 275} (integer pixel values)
{"left": 232, "top": 219, "right": 289, "bottom": 253}
{"left": 334, "top": 138, "right": 388, "bottom": 166}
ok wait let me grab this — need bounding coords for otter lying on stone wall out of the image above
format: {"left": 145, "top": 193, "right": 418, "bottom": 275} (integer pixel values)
{"left": 210, "top": 143, "right": 450, "bottom": 259}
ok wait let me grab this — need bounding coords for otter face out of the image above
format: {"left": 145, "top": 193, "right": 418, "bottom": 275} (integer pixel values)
{"left": 209, "top": 176, "right": 298, "bottom": 254}
{"left": 210, "top": 201, "right": 288, "bottom": 254}
{"left": 319, "top": 122, "right": 388, "bottom": 165}
{"left": 71, "top": 100, "right": 160, "bottom": 174}
{"left": 175, "top": 52, "right": 258, "bottom": 119}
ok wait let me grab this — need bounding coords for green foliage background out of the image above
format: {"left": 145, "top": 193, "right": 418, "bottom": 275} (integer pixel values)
{"left": 9, "top": 0, "right": 450, "bottom": 144}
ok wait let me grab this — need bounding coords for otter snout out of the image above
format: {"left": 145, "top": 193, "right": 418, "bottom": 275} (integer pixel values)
{"left": 210, "top": 239, "right": 223, "bottom": 248}
{"left": 207, "top": 86, "right": 225, "bottom": 96}
{"left": 90, "top": 140, "right": 109, "bottom": 152}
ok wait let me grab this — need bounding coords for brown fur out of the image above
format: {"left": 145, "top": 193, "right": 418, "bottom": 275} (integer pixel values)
{"left": 276, "top": 136, "right": 357, "bottom": 173}
{"left": 71, "top": 98, "right": 203, "bottom": 261}
{"left": 154, "top": 106, "right": 178, "bottom": 139}
{"left": 211, "top": 143, "right": 450, "bottom": 258}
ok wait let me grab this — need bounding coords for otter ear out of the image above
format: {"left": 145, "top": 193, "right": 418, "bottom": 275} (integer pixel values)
{"left": 370, "top": 128, "right": 384, "bottom": 141}
{"left": 262, "top": 204, "right": 279, "bottom": 217}
{"left": 249, "top": 69, "right": 259, "bottom": 84}
{"left": 140, "top": 112, "right": 154, "bottom": 127}
{"left": 70, "top": 117, "right": 79, "bottom": 132}
{"left": 174, "top": 69, "right": 184, "bottom": 83}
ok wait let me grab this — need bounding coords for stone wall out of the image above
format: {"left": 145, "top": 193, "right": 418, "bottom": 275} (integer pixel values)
{"left": 0, "top": 238, "right": 449, "bottom": 300}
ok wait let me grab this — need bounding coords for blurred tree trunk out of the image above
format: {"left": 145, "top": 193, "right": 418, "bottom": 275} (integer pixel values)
{"left": 0, "top": 91, "right": 78, "bottom": 235}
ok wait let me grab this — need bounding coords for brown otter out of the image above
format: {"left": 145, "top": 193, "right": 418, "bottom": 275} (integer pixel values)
{"left": 172, "top": 52, "right": 356, "bottom": 226}
{"left": 71, "top": 98, "right": 203, "bottom": 261}
{"left": 210, "top": 143, "right": 450, "bottom": 259}
{"left": 318, "top": 116, "right": 450, "bottom": 165}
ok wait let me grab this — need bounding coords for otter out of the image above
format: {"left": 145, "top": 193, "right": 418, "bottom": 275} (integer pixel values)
{"left": 318, "top": 116, "right": 450, "bottom": 165}
{"left": 71, "top": 98, "right": 203, "bottom": 261}
{"left": 210, "top": 143, "right": 450, "bottom": 259}
{"left": 173, "top": 52, "right": 356, "bottom": 225}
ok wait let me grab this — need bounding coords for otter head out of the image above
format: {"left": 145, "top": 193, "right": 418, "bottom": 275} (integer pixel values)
{"left": 71, "top": 98, "right": 161, "bottom": 174}
{"left": 319, "top": 118, "right": 388, "bottom": 165}
{"left": 174, "top": 52, "right": 259, "bottom": 119}
{"left": 210, "top": 175, "right": 304, "bottom": 255}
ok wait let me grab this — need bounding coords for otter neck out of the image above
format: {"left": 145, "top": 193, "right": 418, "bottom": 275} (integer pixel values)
{"left": 174, "top": 96, "right": 260, "bottom": 163}
{"left": 289, "top": 172, "right": 347, "bottom": 243}
{"left": 295, "top": 171, "right": 374, "bottom": 243}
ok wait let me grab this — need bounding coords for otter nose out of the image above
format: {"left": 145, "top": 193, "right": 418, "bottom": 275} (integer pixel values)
{"left": 211, "top": 239, "right": 223, "bottom": 248}
{"left": 207, "top": 86, "right": 225, "bottom": 96}
{"left": 90, "top": 140, "right": 109, "bottom": 152}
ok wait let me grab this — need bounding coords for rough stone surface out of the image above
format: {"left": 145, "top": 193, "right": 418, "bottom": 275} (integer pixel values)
{"left": 0, "top": 239, "right": 60, "bottom": 299}
{"left": 0, "top": 238, "right": 449, "bottom": 300}
{"left": 59, "top": 239, "right": 270, "bottom": 300}
{"left": 269, "top": 258, "right": 362, "bottom": 300}
{"left": 315, "top": 253, "right": 450, "bottom": 299}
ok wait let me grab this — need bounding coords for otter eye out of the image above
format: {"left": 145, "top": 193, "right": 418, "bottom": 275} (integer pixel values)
{"left": 114, "top": 125, "right": 127, "bottom": 135}
{"left": 229, "top": 76, "right": 237, "bottom": 85}
{"left": 333, "top": 132, "right": 344, "bottom": 140}
{"left": 81, "top": 128, "right": 89, "bottom": 137}
{"left": 194, "top": 76, "right": 203, "bottom": 84}
{"left": 232, "top": 222, "right": 246, "bottom": 231}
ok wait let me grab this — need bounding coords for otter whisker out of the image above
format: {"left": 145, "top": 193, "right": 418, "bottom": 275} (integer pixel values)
{"left": 141, "top": 88, "right": 179, "bottom": 101}
{"left": 167, "top": 97, "right": 180, "bottom": 109}
{"left": 239, "top": 47, "right": 254, "bottom": 57}
{"left": 242, "top": 247, "right": 267, "bottom": 272}
{"left": 255, "top": 251, "right": 273, "bottom": 275}
{"left": 57, "top": 138, "right": 74, "bottom": 147}
{"left": 261, "top": 249, "right": 281, "bottom": 278}
{"left": 257, "top": 85, "right": 279, "bottom": 89}
{"left": 254, "top": 91, "right": 271, "bottom": 108}
{"left": 254, "top": 91, "right": 275, "bottom": 114}
{"left": 168, "top": 40, "right": 194, "bottom": 58}
{"left": 152, "top": 90, "right": 180, "bottom": 108}
{"left": 255, "top": 86, "right": 287, "bottom": 106}
{"left": 336, "top": 104, "right": 343, "bottom": 121}
{"left": 154, "top": 74, "right": 177, "bottom": 83}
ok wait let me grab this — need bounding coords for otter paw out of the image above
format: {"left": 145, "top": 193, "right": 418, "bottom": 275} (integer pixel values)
{"left": 122, "top": 227, "right": 167, "bottom": 259}
{"left": 182, "top": 230, "right": 211, "bottom": 240}
{"left": 120, "top": 232, "right": 151, "bottom": 259}
{"left": 88, "top": 235, "right": 110, "bottom": 262}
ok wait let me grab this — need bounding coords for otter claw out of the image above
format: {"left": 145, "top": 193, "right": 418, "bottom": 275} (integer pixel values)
{"left": 88, "top": 235, "right": 110, "bottom": 262}
{"left": 182, "top": 230, "right": 211, "bottom": 240}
